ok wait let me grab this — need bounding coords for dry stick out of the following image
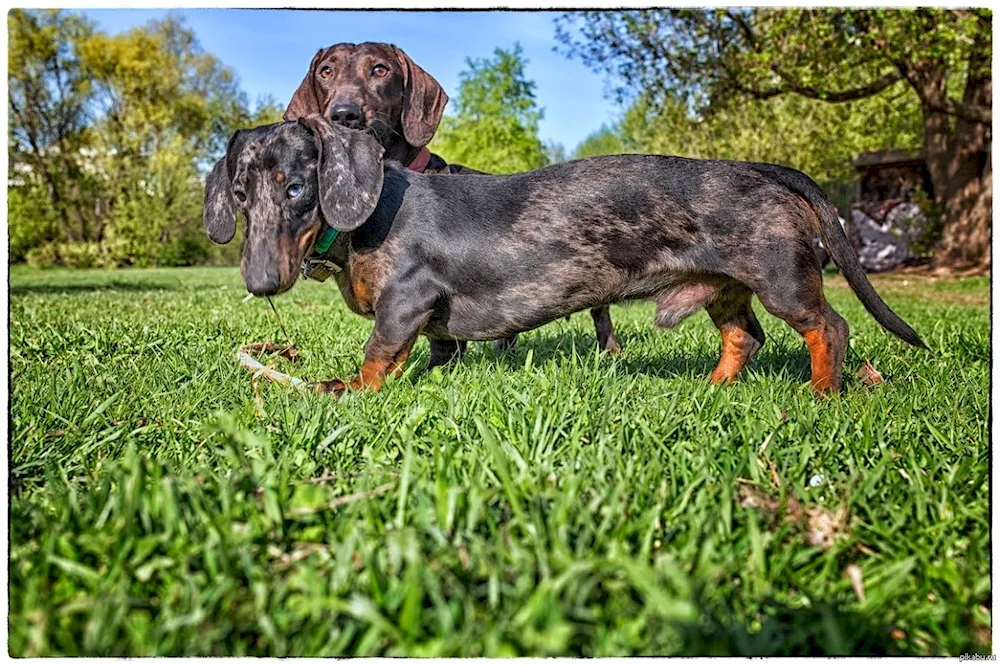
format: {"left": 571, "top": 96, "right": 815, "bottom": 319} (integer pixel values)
{"left": 309, "top": 471, "right": 400, "bottom": 484}
{"left": 237, "top": 296, "right": 313, "bottom": 388}
{"left": 286, "top": 482, "right": 396, "bottom": 517}
{"left": 237, "top": 344, "right": 311, "bottom": 389}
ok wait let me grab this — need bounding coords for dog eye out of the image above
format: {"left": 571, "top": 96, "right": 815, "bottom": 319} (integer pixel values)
{"left": 319, "top": 65, "right": 333, "bottom": 79}
{"left": 286, "top": 183, "right": 304, "bottom": 198}
{"left": 372, "top": 64, "right": 389, "bottom": 78}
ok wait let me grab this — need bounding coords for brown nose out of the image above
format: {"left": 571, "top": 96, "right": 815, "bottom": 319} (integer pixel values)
{"left": 329, "top": 103, "right": 364, "bottom": 129}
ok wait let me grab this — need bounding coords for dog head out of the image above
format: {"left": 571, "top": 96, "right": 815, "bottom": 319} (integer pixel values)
{"left": 203, "top": 116, "right": 385, "bottom": 296}
{"left": 283, "top": 42, "right": 448, "bottom": 157}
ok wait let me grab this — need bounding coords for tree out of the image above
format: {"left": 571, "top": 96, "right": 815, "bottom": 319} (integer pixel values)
{"left": 77, "top": 14, "right": 252, "bottom": 258}
{"left": 546, "top": 141, "right": 567, "bottom": 164}
{"left": 430, "top": 44, "right": 549, "bottom": 173}
{"left": 8, "top": 9, "right": 97, "bottom": 242}
{"left": 8, "top": 10, "right": 262, "bottom": 266}
{"left": 556, "top": 9, "right": 992, "bottom": 270}
{"left": 620, "top": 86, "right": 923, "bottom": 183}
{"left": 572, "top": 124, "right": 628, "bottom": 159}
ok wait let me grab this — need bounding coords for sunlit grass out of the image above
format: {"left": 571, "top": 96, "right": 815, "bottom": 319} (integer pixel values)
{"left": 9, "top": 266, "right": 990, "bottom": 656}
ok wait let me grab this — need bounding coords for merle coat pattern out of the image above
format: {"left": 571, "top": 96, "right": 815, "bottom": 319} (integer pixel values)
{"left": 204, "top": 118, "right": 926, "bottom": 395}
{"left": 282, "top": 41, "right": 620, "bottom": 353}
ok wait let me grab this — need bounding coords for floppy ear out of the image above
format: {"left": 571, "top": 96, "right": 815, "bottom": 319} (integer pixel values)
{"left": 203, "top": 157, "right": 235, "bottom": 244}
{"left": 390, "top": 45, "right": 448, "bottom": 148}
{"left": 284, "top": 49, "right": 325, "bottom": 120}
{"left": 299, "top": 115, "right": 386, "bottom": 232}
{"left": 203, "top": 130, "right": 248, "bottom": 244}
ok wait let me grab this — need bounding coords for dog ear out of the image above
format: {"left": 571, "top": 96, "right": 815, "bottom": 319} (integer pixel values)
{"left": 284, "top": 49, "right": 325, "bottom": 120}
{"left": 203, "top": 130, "right": 247, "bottom": 244}
{"left": 299, "top": 115, "right": 385, "bottom": 232}
{"left": 391, "top": 45, "right": 448, "bottom": 148}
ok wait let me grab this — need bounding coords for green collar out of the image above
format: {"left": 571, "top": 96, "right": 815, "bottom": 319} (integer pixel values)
{"left": 312, "top": 227, "right": 338, "bottom": 255}
{"left": 300, "top": 227, "right": 344, "bottom": 282}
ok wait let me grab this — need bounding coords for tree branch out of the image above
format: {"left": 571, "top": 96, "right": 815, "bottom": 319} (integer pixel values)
{"left": 949, "top": 8, "right": 991, "bottom": 26}
{"left": 726, "top": 11, "right": 759, "bottom": 49}
{"left": 898, "top": 59, "right": 992, "bottom": 124}
{"left": 924, "top": 95, "right": 991, "bottom": 124}
{"left": 775, "top": 68, "right": 902, "bottom": 102}
{"left": 718, "top": 11, "right": 901, "bottom": 104}
{"left": 726, "top": 68, "right": 902, "bottom": 103}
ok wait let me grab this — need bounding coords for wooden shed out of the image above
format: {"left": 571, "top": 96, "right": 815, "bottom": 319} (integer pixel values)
{"left": 851, "top": 149, "right": 933, "bottom": 202}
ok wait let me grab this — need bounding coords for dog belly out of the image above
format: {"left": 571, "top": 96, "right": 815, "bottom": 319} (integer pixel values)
{"left": 427, "top": 268, "right": 694, "bottom": 342}
{"left": 429, "top": 285, "right": 597, "bottom": 341}
{"left": 418, "top": 214, "right": 714, "bottom": 341}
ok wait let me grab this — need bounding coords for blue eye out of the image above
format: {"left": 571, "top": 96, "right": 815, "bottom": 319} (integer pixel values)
{"left": 286, "top": 183, "right": 303, "bottom": 198}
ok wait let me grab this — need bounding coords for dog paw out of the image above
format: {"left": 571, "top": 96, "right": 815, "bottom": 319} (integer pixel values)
{"left": 312, "top": 378, "right": 347, "bottom": 396}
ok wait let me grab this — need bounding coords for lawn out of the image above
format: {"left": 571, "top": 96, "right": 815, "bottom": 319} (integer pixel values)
{"left": 8, "top": 265, "right": 991, "bottom": 656}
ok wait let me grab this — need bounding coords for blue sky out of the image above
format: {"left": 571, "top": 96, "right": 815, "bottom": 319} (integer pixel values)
{"left": 81, "top": 9, "right": 622, "bottom": 153}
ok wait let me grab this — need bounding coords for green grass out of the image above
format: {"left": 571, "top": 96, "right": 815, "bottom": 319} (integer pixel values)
{"left": 9, "top": 265, "right": 990, "bottom": 656}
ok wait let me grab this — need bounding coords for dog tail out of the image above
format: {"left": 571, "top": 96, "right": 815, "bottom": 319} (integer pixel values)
{"left": 753, "top": 164, "right": 927, "bottom": 349}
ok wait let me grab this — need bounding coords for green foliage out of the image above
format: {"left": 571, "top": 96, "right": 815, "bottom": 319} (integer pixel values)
{"left": 431, "top": 44, "right": 549, "bottom": 174}
{"left": 249, "top": 95, "right": 286, "bottom": 126}
{"left": 905, "top": 186, "right": 945, "bottom": 256}
{"left": 8, "top": 9, "right": 99, "bottom": 244}
{"left": 8, "top": 9, "right": 262, "bottom": 267}
{"left": 556, "top": 9, "right": 989, "bottom": 116}
{"left": 617, "top": 85, "right": 922, "bottom": 184}
{"left": 556, "top": 10, "right": 992, "bottom": 267}
{"left": 8, "top": 181, "right": 62, "bottom": 262}
{"left": 572, "top": 124, "right": 628, "bottom": 159}
{"left": 99, "top": 134, "right": 208, "bottom": 268}
{"left": 8, "top": 266, "right": 990, "bottom": 655}
{"left": 25, "top": 242, "right": 103, "bottom": 269}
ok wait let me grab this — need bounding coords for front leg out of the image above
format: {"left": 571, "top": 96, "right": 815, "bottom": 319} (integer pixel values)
{"left": 311, "top": 328, "right": 417, "bottom": 396}
{"left": 314, "top": 288, "right": 435, "bottom": 396}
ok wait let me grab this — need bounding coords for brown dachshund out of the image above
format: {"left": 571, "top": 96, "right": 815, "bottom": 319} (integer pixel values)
{"left": 282, "top": 41, "right": 621, "bottom": 353}
{"left": 204, "top": 118, "right": 926, "bottom": 396}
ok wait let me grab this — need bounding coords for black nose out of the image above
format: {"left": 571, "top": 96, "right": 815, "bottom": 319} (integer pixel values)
{"left": 329, "top": 103, "right": 364, "bottom": 129}
{"left": 245, "top": 272, "right": 281, "bottom": 297}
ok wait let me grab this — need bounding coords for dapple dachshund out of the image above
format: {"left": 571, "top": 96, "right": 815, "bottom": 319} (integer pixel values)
{"left": 282, "top": 41, "right": 621, "bottom": 353}
{"left": 203, "top": 117, "right": 925, "bottom": 396}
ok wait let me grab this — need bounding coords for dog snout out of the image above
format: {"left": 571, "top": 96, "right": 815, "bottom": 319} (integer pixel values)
{"left": 243, "top": 267, "right": 283, "bottom": 297}
{"left": 242, "top": 237, "right": 290, "bottom": 297}
{"left": 329, "top": 102, "right": 365, "bottom": 129}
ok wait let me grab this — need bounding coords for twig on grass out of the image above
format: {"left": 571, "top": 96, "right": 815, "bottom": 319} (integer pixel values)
{"left": 286, "top": 482, "right": 396, "bottom": 517}
{"left": 308, "top": 471, "right": 399, "bottom": 485}
{"left": 237, "top": 342, "right": 310, "bottom": 389}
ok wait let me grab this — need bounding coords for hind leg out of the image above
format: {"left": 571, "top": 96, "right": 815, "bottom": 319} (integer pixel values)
{"left": 591, "top": 306, "right": 622, "bottom": 353}
{"left": 750, "top": 253, "right": 850, "bottom": 394}
{"left": 427, "top": 339, "right": 467, "bottom": 371}
{"left": 792, "top": 304, "right": 849, "bottom": 394}
{"left": 705, "top": 283, "right": 766, "bottom": 384}
{"left": 493, "top": 334, "right": 517, "bottom": 353}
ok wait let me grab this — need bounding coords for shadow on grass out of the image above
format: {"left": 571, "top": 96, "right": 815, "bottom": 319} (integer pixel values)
{"left": 10, "top": 279, "right": 175, "bottom": 296}
{"left": 477, "top": 329, "right": 813, "bottom": 385}
{"left": 674, "top": 598, "right": 922, "bottom": 656}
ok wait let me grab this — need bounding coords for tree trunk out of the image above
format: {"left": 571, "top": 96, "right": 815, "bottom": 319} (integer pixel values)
{"left": 934, "top": 151, "right": 991, "bottom": 270}
{"left": 912, "top": 63, "right": 991, "bottom": 271}
{"left": 39, "top": 168, "right": 78, "bottom": 242}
